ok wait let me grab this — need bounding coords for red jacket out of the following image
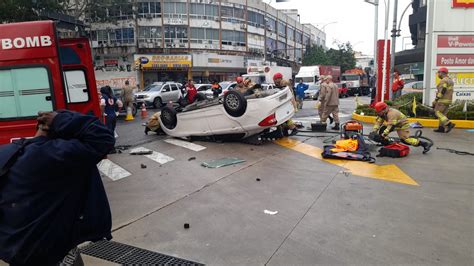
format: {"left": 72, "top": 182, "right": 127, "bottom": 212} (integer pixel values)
{"left": 186, "top": 85, "right": 197, "bottom": 103}
{"left": 392, "top": 78, "right": 405, "bottom": 92}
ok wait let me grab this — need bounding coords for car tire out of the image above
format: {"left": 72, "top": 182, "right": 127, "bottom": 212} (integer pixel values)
{"left": 132, "top": 103, "right": 138, "bottom": 116}
{"left": 223, "top": 90, "right": 247, "bottom": 117}
{"left": 153, "top": 97, "right": 163, "bottom": 109}
{"left": 160, "top": 106, "right": 177, "bottom": 130}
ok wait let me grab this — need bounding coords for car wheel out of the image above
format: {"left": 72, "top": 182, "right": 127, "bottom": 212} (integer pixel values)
{"left": 223, "top": 90, "right": 247, "bottom": 117}
{"left": 160, "top": 106, "right": 177, "bottom": 130}
{"left": 132, "top": 103, "right": 138, "bottom": 116}
{"left": 153, "top": 97, "right": 163, "bottom": 109}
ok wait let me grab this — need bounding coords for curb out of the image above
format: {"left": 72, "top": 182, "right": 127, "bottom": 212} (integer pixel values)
{"left": 352, "top": 113, "right": 474, "bottom": 129}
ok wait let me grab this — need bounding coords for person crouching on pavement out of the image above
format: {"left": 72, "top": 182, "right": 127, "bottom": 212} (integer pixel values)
{"left": 144, "top": 111, "right": 165, "bottom": 135}
{"left": 320, "top": 75, "right": 340, "bottom": 130}
{"left": 433, "top": 67, "right": 455, "bottom": 133}
{"left": 295, "top": 80, "right": 309, "bottom": 109}
{"left": 273, "top": 72, "right": 298, "bottom": 136}
{"left": 373, "top": 102, "right": 432, "bottom": 153}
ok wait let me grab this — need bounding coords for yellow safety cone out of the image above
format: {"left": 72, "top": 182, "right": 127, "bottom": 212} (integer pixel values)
{"left": 125, "top": 106, "right": 134, "bottom": 121}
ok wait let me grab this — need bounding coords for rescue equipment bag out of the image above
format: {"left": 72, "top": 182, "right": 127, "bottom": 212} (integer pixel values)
{"left": 321, "top": 134, "right": 375, "bottom": 163}
{"left": 377, "top": 143, "right": 410, "bottom": 158}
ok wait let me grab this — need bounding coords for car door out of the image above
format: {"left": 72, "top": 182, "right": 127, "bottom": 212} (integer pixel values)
{"left": 161, "top": 84, "right": 172, "bottom": 102}
{"left": 170, "top": 83, "right": 181, "bottom": 101}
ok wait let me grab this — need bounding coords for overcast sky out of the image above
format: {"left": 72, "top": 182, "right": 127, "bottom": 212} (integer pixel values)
{"left": 268, "top": 0, "right": 414, "bottom": 56}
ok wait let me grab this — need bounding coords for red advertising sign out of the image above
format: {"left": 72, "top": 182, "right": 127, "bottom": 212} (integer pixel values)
{"left": 438, "top": 35, "right": 474, "bottom": 48}
{"left": 452, "top": 0, "right": 474, "bottom": 8}
{"left": 376, "top": 40, "right": 391, "bottom": 102}
{"left": 437, "top": 54, "right": 474, "bottom": 66}
{"left": 104, "top": 59, "right": 119, "bottom": 67}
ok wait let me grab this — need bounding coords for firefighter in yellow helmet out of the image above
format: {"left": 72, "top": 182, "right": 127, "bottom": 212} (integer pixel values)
{"left": 373, "top": 102, "right": 432, "bottom": 154}
{"left": 433, "top": 67, "right": 455, "bottom": 133}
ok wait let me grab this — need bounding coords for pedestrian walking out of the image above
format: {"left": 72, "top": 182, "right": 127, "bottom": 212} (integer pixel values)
{"left": 100, "top": 86, "right": 123, "bottom": 135}
{"left": 391, "top": 71, "right": 404, "bottom": 100}
{"left": 433, "top": 67, "right": 456, "bottom": 133}
{"left": 373, "top": 102, "right": 432, "bottom": 153}
{"left": 122, "top": 80, "right": 134, "bottom": 110}
{"left": 320, "top": 75, "right": 340, "bottom": 130}
{"left": 295, "top": 80, "right": 309, "bottom": 109}
{"left": 0, "top": 111, "right": 114, "bottom": 265}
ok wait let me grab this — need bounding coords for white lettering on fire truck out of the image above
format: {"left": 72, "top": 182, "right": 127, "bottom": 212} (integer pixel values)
{"left": 0, "top": 36, "right": 53, "bottom": 50}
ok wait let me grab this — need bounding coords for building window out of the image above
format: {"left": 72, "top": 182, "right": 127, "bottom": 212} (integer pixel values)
{"left": 108, "top": 3, "right": 133, "bottom": 20}
{"left": 277, "top": 41, "right": 286, "bottom": 57}
{"left": 266, "top": 17, "right": 276, "bottom": 32}
{"left": 164, "top": 2, "right": 187, "bottom": 19}
{"left": 139, "top": 26, "right": 162, "bottom": 41}
{"left": 278, "top": 21, "right": 286, "bottom": 38}
{"left": 247, "top": 10, "right": 264, "bottom": 28}
{"left": 222, "top": 30, "right": 245, "bottom": 46}
{"left": 266, "top": 37, "right": 277, "bottom": 53}
{"left": 190, "top": 3, "right": 218, "bottom": 19}
{"left": 190, "top": 28, "right": 218, "bottom": 43}
{"left": 138, "top": 2, "right": 161, "bottom": 18}
{"left": 287, "top": 27, "right": 295, "bottom": 41}
{"left": 295, "top": 31, "right": 302, "bottom": 44}
{"left": 221, "top": 5, "right": 245, "bottom": 23}
{"left": 164, "top": 26, "right": 188, "bottom": 43}
{"left": 110, "top": 28, "right": 134, "bottom": 44}
{"left": 303, "top": 34, "right": 310, "bottom": 46}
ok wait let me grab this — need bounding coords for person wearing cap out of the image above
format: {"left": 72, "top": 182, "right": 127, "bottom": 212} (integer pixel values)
{"left": 273, "top": 72, "right": 298, "bottom": 135}
{"left": 320, "top": 75, "right": 340, "bottom": 130}
{"left": 391, "top": 70, "right": 404, "bottom": 100}
{"left": 433, "top": 67, "right": 455, "bottom": 133}
{"left": 372, "top": 102, "right": 432, "bottom": 153}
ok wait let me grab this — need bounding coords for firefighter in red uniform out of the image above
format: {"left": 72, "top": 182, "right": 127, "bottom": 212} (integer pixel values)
{"left": 433, "top": 67, "right": 455, "bottom": 133}
{"left": 373, "top": 102, "right": 432, "bottom": 154}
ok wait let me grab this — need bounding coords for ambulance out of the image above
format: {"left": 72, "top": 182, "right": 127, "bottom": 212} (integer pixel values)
{"left": 0, "top": 21, "right": 101, "bottom": 144}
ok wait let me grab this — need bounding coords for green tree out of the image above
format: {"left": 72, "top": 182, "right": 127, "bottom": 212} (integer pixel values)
{"left": 0, "top": 0, "right": 66, "bottom": 23}
{"left": 326, "top": 42, "right": 357, "bottom": 72}
{"left": 302, "top": 45, "right": 330, "bottom": 66}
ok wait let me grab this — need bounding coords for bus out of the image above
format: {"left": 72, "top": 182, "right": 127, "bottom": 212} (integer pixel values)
{"left": 0, "top": 21, "right": 101, "bottom": 144}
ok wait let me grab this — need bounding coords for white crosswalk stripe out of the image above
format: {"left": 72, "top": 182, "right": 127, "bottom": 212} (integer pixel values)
{"left": 130, "top": 147, "right": 174, "bottom": 165}
{"left": 164, "top": 138, "right": 207, "bottom": 152}
{"left": 98, "top": 159, "right": 131, "bottom": 181}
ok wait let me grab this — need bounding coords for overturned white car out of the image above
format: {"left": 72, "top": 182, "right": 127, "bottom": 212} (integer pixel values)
{"left": 159, "top": 87, "right": 295, "bottom": 141}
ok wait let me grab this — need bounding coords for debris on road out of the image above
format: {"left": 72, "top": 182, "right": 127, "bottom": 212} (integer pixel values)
{"left": 141, "top": 164, "right": 147, "bottom": 169}
{"left": 130, "top": 150, "right": 153, "bottom": 155}
{"left": 184, "top": 223, "right": 190, "bottom": 229}
{"left": 339, "top": 170, "right": 351, "bottom": 177}
{"left": 201, "top": 158, "right": 245, "bottom": 168}
{"left": 256, "top": 178, "right": 261, "bottom": 181}
{"left": 188, "top": 157, "right": 196, "bottom": 161}
{"left": 264, "top": 210, "right": 278, "bottom": 215}
{"left": 410, "top": 122, "right": 423, "bottom": 128}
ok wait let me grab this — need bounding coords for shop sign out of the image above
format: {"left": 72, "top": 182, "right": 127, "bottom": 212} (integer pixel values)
{"left": 452, "top": 0, "right": 474, "bottom": 8}
{"left": 164, "top": 18, "right": 185, "bottom": 25}
{"left": 436, "top": 54, "right": 474, "bottom": 66}
{"left": 438, "top": 35, "right": 474, "bottom": 48}
{"left": 134, "top": 54, "right": 192, "bottom": 69}
{"left": 193, "top": 53, "right": 244, "bottom": 68}
{"left": 104, "top": 59, "right": 119, "bottom": 67}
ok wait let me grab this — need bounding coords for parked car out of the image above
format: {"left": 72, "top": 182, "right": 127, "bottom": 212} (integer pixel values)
{"left": 159, "top": 87, "right": 295, "bottom": 140}
{"left": 112, "top": 87, "right": 138, "bottom": 116}
{"left": 403, "top": 81, "right": 424, "bottom": 95}
{"left": 194, "top": 84, "right": 214, "bottom": 99}
{"left": 337, "top": 83, "right": 349, "bottom": 98}
{"left": 304, "top": 84, "right": 320, "bottom": 100}
{"left": 135, "top": 82, "right": 183, "bottom": 108}
{"left": 220, "top": 81, "right": 238, "bottom": 95}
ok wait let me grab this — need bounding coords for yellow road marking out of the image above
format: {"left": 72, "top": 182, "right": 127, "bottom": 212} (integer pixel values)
{"left": 275, "top": 138, "right": 419, "bottom": 186}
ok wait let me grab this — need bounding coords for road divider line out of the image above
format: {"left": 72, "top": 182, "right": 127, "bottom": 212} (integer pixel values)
{"left": 274, "top": 138, "right": 419, "bottom": 186}
{"left": 98, "top": 159, "right": 132, "bottom": 181}
{"left": 164, "top": 138, "right": 207, "bottom": 152}
{"left": 131, "top": 147, "right": 175, "bottom": 165}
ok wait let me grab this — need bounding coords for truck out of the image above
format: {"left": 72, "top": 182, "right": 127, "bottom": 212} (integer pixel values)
{"left": 243, "top": 65, "right": 292, "bottom": 85}
{"left": 0, "top": 21, "right": 101, "bottom": 144}
{"left": 341, "top": 68, "right": 370, "bottom": 96}
{"left": 295, "top": 65, "right": 341, "bottom": 85}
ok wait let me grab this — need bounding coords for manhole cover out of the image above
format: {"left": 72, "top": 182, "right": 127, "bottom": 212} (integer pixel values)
{"left": 80, "top": 240, "right": 204, "bottom": 265}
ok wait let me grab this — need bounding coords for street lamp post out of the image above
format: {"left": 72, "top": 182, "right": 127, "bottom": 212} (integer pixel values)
{"left": 364, "top": 0, "right": 379, "bottom": 76}
{"left": 389, "top": 0, "right": 399, "bottom": 100}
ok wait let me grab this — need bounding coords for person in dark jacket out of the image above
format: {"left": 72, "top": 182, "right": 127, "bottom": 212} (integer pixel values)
{"left": 0, "top": 111, "right": 114, "bottom": 265}
{"left": 100, "top": 86, "right": 123, "bottom": 134}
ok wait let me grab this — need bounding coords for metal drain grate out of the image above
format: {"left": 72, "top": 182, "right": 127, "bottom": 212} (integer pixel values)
{"left": 80, "top": 240, "right": 204, "bottom": 265}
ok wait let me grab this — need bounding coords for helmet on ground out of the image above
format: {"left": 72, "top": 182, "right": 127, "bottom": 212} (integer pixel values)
{"left": 374, "top": 102, "right": 388, "bottom": 113}
{"left": 438, "top": 67, "right": 448, "bottom": 74}
{"left": 236, "top": 77, "right": 243, "bottom": 83}
{"left": 273, "top": 72, "right": 283, "bottom": 81}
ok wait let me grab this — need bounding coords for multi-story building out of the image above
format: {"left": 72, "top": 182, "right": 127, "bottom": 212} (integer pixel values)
{"left": 85, "top": 0, "right": 322, "bottom": 85}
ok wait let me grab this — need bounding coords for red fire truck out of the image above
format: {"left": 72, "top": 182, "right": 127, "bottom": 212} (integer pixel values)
{"left": 0, "top": 21, "right": 101, "bottom": 144}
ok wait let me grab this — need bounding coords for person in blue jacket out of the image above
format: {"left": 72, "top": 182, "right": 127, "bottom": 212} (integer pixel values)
{"left": 295, "top": 80, "right": 309, "bottom": 109}
{"left": 100, "top": 86, "right": 123, "bottom": 134}
{"left": 0, "top": 110, "right": 115, "bottom": 265}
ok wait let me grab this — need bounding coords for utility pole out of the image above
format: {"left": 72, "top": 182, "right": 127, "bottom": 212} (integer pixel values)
{"left": 381, "top": 0, "right": 390, "bottom": 101}
{"left": 389, "top": 0, "right": 399, "bottom": 100}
